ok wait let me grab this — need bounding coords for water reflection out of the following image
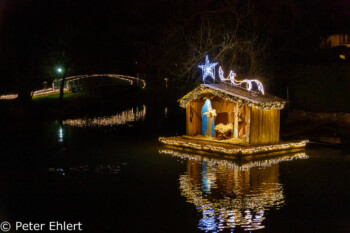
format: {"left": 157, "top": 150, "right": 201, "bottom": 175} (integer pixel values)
{"left": 58, "top": 126, "right": 63, "bottom": 142}
{"left": 49, "top": 164, "right": 124, "bottom": 175}
{"left": 160, "top": 148, "right": 309, "bottom": 232}
{"left": 62, "top": 105, "right": 146, "bottom": 127}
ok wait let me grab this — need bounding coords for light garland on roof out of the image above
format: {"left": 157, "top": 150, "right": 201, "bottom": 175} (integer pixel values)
{"left": 179, "top": 85, "right": 286, "bottom": 110}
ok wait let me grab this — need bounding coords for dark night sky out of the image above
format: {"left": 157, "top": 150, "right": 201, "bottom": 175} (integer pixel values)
{"left": 0, "top": 0, "right": 349, "bottom": 93}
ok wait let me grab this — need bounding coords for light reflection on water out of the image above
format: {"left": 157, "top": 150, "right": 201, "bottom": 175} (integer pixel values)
{"left": 160, "top": 149, "right": 309, "bottom": 232}
{"left": 62, "top": 105, "right": 146, "bottom": 127}
{"left": 58, "top": 126, "right": 63, "bottom": 142}
{"left": 49, "top": 164, "right": 124, "bottom": 175}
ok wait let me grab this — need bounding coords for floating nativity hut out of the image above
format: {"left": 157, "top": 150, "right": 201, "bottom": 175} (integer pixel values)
{"left": 159, "top": 55, "right": 307, "bottom": 156}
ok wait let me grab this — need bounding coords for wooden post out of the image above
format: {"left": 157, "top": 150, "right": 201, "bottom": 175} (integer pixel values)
{"left": 234, "top": 103, "right": 239, "bottom": 138}
{"left": 245, "top": 106, "right": 250, "bottom": 143}
{"left": 186, "top": 103, "right": 191, "bottom": 135}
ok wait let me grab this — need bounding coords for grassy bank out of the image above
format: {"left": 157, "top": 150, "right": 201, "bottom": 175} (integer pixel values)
{"left": 1, "top": 88, "right": 147, "bottom": 120}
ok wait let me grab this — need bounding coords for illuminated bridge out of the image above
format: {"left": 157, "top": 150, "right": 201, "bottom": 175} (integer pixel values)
{"left": 59, "top": 74, "right": 146, "bottom": 90}
{"left": 0, "top": 74, "right": 146, "bottom": 100}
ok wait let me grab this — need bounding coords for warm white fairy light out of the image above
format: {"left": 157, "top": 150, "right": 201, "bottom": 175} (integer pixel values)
{"left": 32, "top": 87, "right": 68, "bottom": 96}
{"left": 179, "top": 85, "right": 285, "bottom": 110}
{"left": 0, "top": 94, "right": 18, "bottom": 100}
{"left": 0, "top": 87, "right": 69, "bottom": 100}
{"left": 159, "top": 137, "right": 308, "bottom": 155}
{"left": 198, "top": 55, "right": 218, "bottom": 82}
{"left": 63, "top": 74, "right": 146, "bottom": 89}
{"left": 0, "top": 74, "right": 146, "bottom": 101}
{"left": 169, "top": 150, "right": 308, "bottom": 231}
{"left": 63, "top": 105, "right": 146, "bottom": 127}
{"left": 170, "top": 149, "right": 309, "bottom": 232}
{"left": 159, "top": 148, "right": 308, "bottom": 171}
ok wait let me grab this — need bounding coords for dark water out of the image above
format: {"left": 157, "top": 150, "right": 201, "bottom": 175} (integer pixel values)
{"left": 1, "top": 104, "right": 350, "bottom": 233}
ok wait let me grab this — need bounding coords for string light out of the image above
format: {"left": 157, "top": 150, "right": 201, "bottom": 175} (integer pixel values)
{"left": 179, "top": 85, "right": 286, "bottom": 110}
{"left": 63, "top": 74, "right": 146, "bottom": 89}
{"left": 219, "top": 66, "right": 265, "bottom": 95}
{"left": 159, "top": 137, "right": 308, "bottom": 155}
{"left": 199, "top": 55, "right": 264, "bottom": 94}
{"left": 0, "top": 88, "right": 68, "bottom": 100}
{"left": 159, "top": 148, "right": 308, "bottom": 171}
{"left": 198, "top": 55, "right": 218, "bottom": 82}
{"left": 63, "top": 105, "right": 146, "bottom": 127}
{"left": 0, "top": 74, "right": 146, "bottom": 100}
{"left": 0, "top": 94, "right": 18, "bottom": 100}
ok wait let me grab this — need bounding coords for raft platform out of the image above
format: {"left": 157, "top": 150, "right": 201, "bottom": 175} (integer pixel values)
{"left": 159, "top": 136, "right": 308, "bottom": 157}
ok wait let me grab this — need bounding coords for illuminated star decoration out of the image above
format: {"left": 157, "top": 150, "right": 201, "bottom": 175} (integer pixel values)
{"left": 198, "top": 55, "right": 218, "bottom": 83}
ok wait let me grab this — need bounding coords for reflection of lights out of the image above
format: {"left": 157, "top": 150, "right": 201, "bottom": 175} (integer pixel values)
{"left": 198, "top": 208, "right": 218, "bottom": 232}
{"left": 201, "top": 161, "right": 217, "bottom": 193}
{"left": 58, "top": 126, "right": 63, "bottom": 142}
{"left": 164, "top": 107, "right": 168, "bottom": 118}
{"left": 63, "top": 105, "right": 146, "bottom": 127}
{"left": 160, "top": 148, "right": 309, "bottom": 231}
{"left": 49, "top": 164, "right": 122, "bottom": 175}
{"left": 159, "top": 149, "right": 308, "bottom": 171}
{"left": 179, "top": 174, "right": 273, "bottom": 231}
{"left": 159, "top": 137, "right": 308, "bottom": 155}
{"left": 0, "top": 73, "right": 146, "bottom": 100}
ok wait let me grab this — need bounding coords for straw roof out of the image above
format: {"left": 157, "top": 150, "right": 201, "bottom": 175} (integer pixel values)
{"left": 178, "top": 84, "right": 286, "bottom": 110}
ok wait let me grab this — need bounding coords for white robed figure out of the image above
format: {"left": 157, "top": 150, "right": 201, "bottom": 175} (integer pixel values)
{"left": 201, "top": 99, "right": 217, "bottom": 137}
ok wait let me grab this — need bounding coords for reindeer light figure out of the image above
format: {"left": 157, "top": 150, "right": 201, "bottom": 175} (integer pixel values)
{"left": 219, "top": 66, "right": 264, "bottom": 95}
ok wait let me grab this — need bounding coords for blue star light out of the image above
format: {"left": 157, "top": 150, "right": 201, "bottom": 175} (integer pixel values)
{"left": 198, "top": 55, "right": 218, "bottom": 82}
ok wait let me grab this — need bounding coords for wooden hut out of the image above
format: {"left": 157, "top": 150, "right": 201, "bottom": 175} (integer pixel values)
{"left": 159, "top": 83, "right": 307, "bottom": 156}
{"left": 179, "top": 83, "right": 286, "bottom": 145}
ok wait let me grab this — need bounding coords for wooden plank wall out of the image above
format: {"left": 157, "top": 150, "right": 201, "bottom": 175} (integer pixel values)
{"left": 250, "top": 107, "right": 280, "bottom": 145}
{"left": 186, "top": 101, "right": 203, "bottom": 136}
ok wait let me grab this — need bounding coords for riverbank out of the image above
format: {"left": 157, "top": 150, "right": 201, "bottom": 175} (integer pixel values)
{"left": 0, "top": 89, "right": 147, "bottom": 120}
{"left": 280, "top": 110, "right": 350, "bottom": 146}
